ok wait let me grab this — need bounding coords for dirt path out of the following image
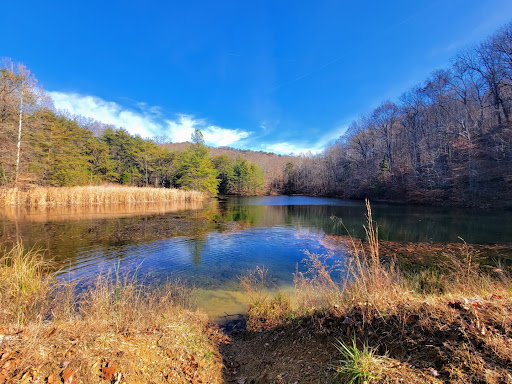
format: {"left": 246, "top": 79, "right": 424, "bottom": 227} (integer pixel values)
{"left": 220, "top": 316, "right": 338, "bottom": 384}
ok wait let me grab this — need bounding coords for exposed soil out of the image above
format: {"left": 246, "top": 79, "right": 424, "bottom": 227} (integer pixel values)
{"left": 219, "top": 295, "right": 512, "bottom": 384}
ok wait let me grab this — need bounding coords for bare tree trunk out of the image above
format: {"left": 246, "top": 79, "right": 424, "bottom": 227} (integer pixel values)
{"left": 14, "top": 93, "right": 23, "bottom": 187}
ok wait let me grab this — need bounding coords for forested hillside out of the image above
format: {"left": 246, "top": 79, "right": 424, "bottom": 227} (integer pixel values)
{"left": 0, "top": 64, "right": 267, "bottom": 195}
{"left": 285, "top": 23, "right": 512, "bottom": 207}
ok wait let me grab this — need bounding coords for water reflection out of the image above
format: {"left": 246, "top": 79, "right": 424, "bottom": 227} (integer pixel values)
{"left": 1, "top": 201, "right": 206, "bottom": 222}
{"left": 2, "top": 197, "right": 512, "bottom": 273}
{"left": 1, "top": 196, "right": 512, "bottom": 319}
{"left": 219, "top": 197, "right": 512, "bottom": 244}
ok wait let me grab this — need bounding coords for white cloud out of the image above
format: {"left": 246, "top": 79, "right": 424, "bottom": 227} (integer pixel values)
{"left": 165, "top": 114, "right": 249, "bottom": 147}
{"left": 49, "top": 91, "right": 250, "bottom": 146}
{"left": 49, "top": 91, "right": 162, "bottom": 138}
{"left": 49, "top": 91, "right": 347, "bottom": 154}
{"left": 165, "top": 114, "right": 200, "bottom": 142}
{"left": 262, "top": 124, "right": 349, "bottom": 156}
{"left": 264, "top": 142, "right": 323, "bottom": 156}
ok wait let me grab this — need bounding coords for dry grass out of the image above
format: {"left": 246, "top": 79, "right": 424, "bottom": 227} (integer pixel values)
{"left": 240, "top": 199, "right": 512, "bottom": 383}
{"left": 0, "top": 186, "right": 206, "bottom": 207}
{"left": 0, "top": 244, "right": 60, "bottom": 325}
{"left": 239, "top": 267, "right": 294, "bottom": 331}
{"left": 0, "top": 245, "right": 224, "bottom": 383}
{"left": 292, "top": 200, "right": 406, "bottom": 323}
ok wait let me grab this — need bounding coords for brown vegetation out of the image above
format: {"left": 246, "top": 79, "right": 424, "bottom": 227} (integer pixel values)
{"left": 0, "top": 200, "right": 207, "bottom": 224}
{"left": 283, "top": 23, "right": 512, "bottom": 208}
{"left": 0, "top": 244, "right": 224, "bottom": 383}
{"left": 0, "top": 186, "right": 206, "bottom": 207}
{"left": 227, "top": 201, "right": 512, "bottom": 383}
{"left": 2, "top": 201, "right": 511, "bottom": 383}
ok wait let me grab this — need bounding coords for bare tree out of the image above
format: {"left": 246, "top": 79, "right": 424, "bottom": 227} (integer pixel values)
{"left": 0, "top": 59, "right": 38, "bottom": 186}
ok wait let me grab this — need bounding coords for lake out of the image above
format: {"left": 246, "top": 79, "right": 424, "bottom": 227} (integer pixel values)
{"left": 2, "top": 196, "right": 512, "bottom": 320}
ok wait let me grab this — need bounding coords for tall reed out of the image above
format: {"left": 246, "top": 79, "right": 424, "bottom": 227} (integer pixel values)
{"left": 248, "top": 199, "right": 511, "bottom": 325}
{"left": 0, "top": 185, "right": 206, "bottom": 207}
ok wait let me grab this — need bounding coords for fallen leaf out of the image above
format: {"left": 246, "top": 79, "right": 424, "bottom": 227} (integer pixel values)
{"left": 0, "top": 352, "right": 11, "bottom": 362}
{"left": 20, "top": 370, "right": 33, "bottom": 383}
{"left": 2, "top": 359, "right": 17, "bottom": 372}
{"left": 47, "top": 373, "right": 59, "bottom": 383}
{"left": 113, "top": 372, "right": 123, "bottom": 384}
{"left": 101, "top": 362, "right": 117, "bottom": 381}
{"left": 62, "top": 368, "right": 78, "bottom": 384}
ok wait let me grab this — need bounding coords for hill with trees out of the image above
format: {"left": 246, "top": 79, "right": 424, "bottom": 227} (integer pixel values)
{"left": 164, "top": 142, "right": 295, "bottom": 194}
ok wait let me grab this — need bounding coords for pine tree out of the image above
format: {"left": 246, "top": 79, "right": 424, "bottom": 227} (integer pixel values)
{"left": 174, "top": 129, "right": 219, "bottom": 194}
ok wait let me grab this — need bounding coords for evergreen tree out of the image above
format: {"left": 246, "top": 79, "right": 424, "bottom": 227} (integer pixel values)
{"left": 174, "top": 130, "right": 219, "bottom": 194}
{"left": 27, "top": 111, "right": 92, "bottom": 186}
{"left": 212, "top": 154, "right": 233, "bottom": 194}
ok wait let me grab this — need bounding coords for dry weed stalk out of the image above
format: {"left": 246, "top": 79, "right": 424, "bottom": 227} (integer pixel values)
{"left": 240, "top": 201, "right": 512, "bottom": 383}
{"left": 239, "top": 267, "right": 293, "bottom": 330}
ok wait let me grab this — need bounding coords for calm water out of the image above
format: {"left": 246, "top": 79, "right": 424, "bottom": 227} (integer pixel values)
{"left": 1, "top": 196, "right": 512, "bottom": 319}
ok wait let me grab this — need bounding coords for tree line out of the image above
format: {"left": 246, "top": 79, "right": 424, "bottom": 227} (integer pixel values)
{"left": 3, "top": 21, "right": 512, "bottom": 206}
{"left": 284, "top": 22, "right": 512, "bottom": 207}
{"left": 0, "top": 64, "right": 265, "bottom": 195}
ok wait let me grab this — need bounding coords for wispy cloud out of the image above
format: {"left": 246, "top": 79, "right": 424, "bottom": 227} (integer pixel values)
{"left": 49, "top": 91, "right": 346, "bottom": 155}
{"left": 49, "top": 91, "right": 162, "bottom": 138}
{"left": 49, "top": 91, "right": 250, "bottom": 147}
{"left": 262, "top": 122, "right": 350, "bottom": 155}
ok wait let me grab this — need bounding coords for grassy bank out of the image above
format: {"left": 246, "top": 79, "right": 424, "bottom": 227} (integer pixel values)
{"left": 3, "top": 201, "right": 512, "bottom": 383}
{"left": 0, "top": 186, "right": 206, "bottom": 207}
{"left": 228, "top": 201, "right": 512, "bottom": 383}
{"left": 0, "top": 245, "right": 224, "bottom": 383}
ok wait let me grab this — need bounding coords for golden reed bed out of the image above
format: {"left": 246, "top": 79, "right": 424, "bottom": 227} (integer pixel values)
{"left": 0, "top": 186, "right": 206, "bottom": 207}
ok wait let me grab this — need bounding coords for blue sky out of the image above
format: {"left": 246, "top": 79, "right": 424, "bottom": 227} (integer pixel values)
{"left": 1, "top": 1, "right": 512, "bottom": 154}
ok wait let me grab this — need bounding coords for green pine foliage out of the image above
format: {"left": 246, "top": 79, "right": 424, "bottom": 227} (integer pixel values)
{"left": 231, "top": 156, "right": 264, "bottom": 195}
{"left": 26, "top": 110, "right": 93, "bottom": 186}
{"left": 212, "top": 155, "right": 265, "bottom": 195}
{"left": 175, "top": 142, "right": 219, "bottom": 195}
{"left": 212, "top": 154, "right": 233, "bottom": 194}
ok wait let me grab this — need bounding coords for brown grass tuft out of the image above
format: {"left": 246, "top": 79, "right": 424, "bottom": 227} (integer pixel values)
{"left": 239, "top": 266, "right": 294, "bottom": 331}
